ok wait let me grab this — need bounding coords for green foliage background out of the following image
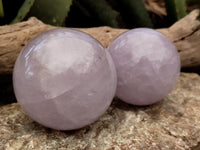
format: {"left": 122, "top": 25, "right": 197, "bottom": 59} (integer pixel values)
{"left": 0, "top": 0, "right": 199, "bottom": 28}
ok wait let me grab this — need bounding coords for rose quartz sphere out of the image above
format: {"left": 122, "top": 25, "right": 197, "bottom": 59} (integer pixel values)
{"left": 108, "top": 28, "right": 180, "bottom": 106}
{"left": 13, "top": 29, "right": 117, "bottom": 130}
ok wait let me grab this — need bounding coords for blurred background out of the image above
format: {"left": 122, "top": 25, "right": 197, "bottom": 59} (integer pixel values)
{"left": 0, "top": 0, "right": 199, "bottom": 28}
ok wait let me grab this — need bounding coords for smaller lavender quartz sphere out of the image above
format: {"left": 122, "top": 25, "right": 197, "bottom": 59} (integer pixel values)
{"left": 13, "top": 28, "right": 117, "bottom": 130}
{"left": 108, "top": 28, "right": 180, "bottom": 106}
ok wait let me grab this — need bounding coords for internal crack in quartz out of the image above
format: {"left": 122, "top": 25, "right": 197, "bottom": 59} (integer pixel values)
{"left": 108, "top": 28, "right": 180, "bottom": 106}
{"left": 13, "top": 28, "right": 117, "bottom": 130}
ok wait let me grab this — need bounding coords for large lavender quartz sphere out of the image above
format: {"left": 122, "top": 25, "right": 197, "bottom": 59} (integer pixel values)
{"left": 13, "top": 29, "right": 117, "bottom": 130}
{"left": 108, "top": 28, "right": 180, "bottom": 106}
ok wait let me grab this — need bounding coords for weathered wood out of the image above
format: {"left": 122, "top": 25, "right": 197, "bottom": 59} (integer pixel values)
{"left": 0, "top": 9, "right": 199, "bottom": 74}
{"left": 158, "top": 9, "right": 200, "bottom": 68}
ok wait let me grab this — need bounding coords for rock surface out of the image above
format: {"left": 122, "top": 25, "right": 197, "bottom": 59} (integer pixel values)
{"left": 1, "top": 73, "right": 200, "bottom": 149}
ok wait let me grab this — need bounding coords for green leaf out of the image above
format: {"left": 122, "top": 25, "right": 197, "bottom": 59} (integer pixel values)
{"left": 186, "top": 0, "right": 200, "bottom": 4}
{"left": 78, "top": 0, "right": 120, "bottom": 28}
{"left": 11, "top": 0, "right": 35, "bottom": 24}
{"left": 164, "top": 0, "right": 187, "bottom": 24}
{"left": 28, "top": 0, "right": 73, "bottom": 26}
{"left": 116, "top": 0, "right": 154, "bottom": 28}
{"left": 0, "top": 0, "right": 4, "bottom": 18}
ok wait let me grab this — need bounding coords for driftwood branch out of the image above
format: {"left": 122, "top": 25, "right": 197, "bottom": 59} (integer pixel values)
{"left": 0, "top": 9, "right": 200, "bottom": 74}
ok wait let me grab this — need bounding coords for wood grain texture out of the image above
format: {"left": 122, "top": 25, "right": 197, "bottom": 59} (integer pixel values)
{"left": 0, "top": 9, "right": 200, "bottom": 74}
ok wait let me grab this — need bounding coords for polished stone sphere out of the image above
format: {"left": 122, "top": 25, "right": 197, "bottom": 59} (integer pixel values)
{"left": 13, "top": 28, "right": 117, "bottom": 130}
{"left": 108, "top": 28, "right": 180, "bottom": 105}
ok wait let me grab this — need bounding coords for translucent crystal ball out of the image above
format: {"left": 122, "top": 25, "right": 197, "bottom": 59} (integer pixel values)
{"left": 108, "top": 28, "right": 180, "bottom": 105}
{"left": 13, "top": 29, "right": 117, "bottom": 130}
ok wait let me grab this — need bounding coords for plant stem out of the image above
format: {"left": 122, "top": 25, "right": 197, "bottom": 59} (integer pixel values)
{"left": 117, "top": 0, "right": 154, "bottom": 28}
{"left": 164, "top": 0, "right": 187, "bottom": 24}
{"left": 0, "top": 0, "right": 4, "bottom": 18}
{"left": 78, "top": 0, "right": 120, "bottom": 28}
